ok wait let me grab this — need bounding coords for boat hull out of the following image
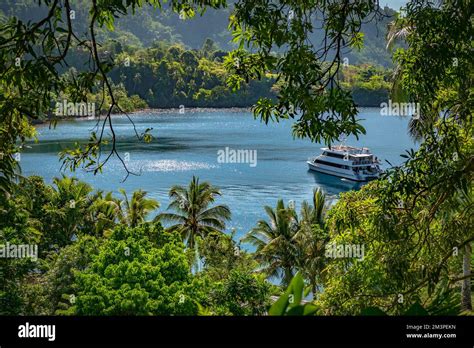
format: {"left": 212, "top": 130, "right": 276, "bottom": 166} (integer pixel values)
{"left": 307, "top": 161, "right": 379, "bottom": 182}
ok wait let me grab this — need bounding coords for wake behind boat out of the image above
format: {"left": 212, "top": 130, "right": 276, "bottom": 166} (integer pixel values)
{"left": 307, "top": 145, "right": 382, "bottom": 182}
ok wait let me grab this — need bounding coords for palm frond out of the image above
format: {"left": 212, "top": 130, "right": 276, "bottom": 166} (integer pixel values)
{"left": 154, "top": 212, "right": 187, "bottom": 224}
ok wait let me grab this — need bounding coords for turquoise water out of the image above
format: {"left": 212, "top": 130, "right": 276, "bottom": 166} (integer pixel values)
{"left": 22, "top": 108, "right": 415, "bottom": 239}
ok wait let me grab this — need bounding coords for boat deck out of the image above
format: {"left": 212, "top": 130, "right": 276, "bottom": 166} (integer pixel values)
{"left": 322, "top": 145, "right": 373, "bottom": 157}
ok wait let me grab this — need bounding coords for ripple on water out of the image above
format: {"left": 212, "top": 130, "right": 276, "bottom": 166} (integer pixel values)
{"left": 129, "top": 159, "right": 219, "bottom": 172}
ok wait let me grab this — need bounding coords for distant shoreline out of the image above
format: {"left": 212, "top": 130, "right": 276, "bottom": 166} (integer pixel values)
{"left": 31, "top": 107, "right": 255, "bottom": 125}
{"left": 33, "top": 105, "right": 383, "bottom": 125}
{"left": 129, "top": 106, "right": 253, "bottom": 114}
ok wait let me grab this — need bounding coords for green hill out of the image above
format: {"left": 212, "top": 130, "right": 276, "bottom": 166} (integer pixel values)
{"left": 1, "top": 1, "right": 397, "bottom": 66}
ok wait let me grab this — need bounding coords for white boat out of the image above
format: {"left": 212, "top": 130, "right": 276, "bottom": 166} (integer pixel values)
{"left": 307, "top": 145, "right": 382, "bottom": 182}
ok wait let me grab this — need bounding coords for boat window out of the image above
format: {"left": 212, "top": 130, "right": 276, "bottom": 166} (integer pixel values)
{"left": 315, "top": 159, "right": 348, "bottom": 169}
{"left": 323, "top": 152, "right": 344, "bottom": 159}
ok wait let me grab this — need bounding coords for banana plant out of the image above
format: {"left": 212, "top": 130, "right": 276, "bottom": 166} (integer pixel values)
{"left": 269, "top": 272, "right": 318, "bottom": 316}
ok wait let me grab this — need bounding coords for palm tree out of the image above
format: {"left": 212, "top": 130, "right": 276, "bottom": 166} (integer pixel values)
{"left": 299, "top": 188, "right": 328, "bottom": 228}
{"left": 132, "top": 72, "right": 142, "bottom": 93}
{"left": 242, "top": 199, "right": 299, "bottom": 286}
{"left": 294, "top": 188, "right": 330, "bottom": 295}
{"left": 154, "top": 176, "right": 231, "bottom": 249}
{"left": 117, "top": 189, "right": 159, "bottom": 228}
{"left": 461, "top": 243, "right": 472, "bottom": 311}
{"left": 45, "top": 176, "right": 94, "bottom": 245}
{"left": 448, "top": 187, "right": 473, "bottom": 312}
{"left": 52, "top": 176, "right": 93, "bottom": 207}
{"left": 87, "top": 191, "right": 121, "bottom": 236}
{"left": 386, "top": 13, "right": 411, "bottom": 52}
{"left": 386, "top": 11, "right": 438, "bottom": 141}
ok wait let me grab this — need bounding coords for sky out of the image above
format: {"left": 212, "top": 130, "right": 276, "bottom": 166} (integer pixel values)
{"left": 381, "top": 0, "right": 409, "bottom": 10}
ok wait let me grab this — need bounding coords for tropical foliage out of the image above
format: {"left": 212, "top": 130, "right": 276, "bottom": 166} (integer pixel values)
{"left": 0, "top": 0, "right": 472, "bottom": 317}
{"left": 69, "top": 225, "right": 205, "bottom": 315}
{"left": 155, "top": 176, "right": 231, "bottom": 249}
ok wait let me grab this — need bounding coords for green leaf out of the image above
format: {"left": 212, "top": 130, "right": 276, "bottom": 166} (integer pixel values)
{"left": 288, "top": 271, "right": 304, "bottom": 309}
{"left": 269, "top": 291, "right": 290, "bottom": 316}
{"left": 404, "top": 302, "right": 429, "bottom": 316}
{"left": 302, "top": 304, "right": 318, "bottom": 316}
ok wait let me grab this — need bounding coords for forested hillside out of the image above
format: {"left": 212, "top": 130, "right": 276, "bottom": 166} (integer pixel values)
{"left": 61, "top": 41, "right": 391, "bottom": 112}
{"left": 0, "top": 0, "right": 396, "bottom": 111}
{"left": 0, "top": 0, "right": 397, "bottom": 66}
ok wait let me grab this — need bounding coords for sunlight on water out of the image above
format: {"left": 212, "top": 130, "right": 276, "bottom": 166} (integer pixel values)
{"left": 128, "top": 159, "right": 218, "bottom": 172}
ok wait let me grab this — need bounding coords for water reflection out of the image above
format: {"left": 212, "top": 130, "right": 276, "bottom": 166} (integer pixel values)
{"left": 307, "top": 170, "right": 362, "bottom": 195}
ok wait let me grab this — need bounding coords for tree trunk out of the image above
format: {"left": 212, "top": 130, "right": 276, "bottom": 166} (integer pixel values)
{"left": 311, "top": 281, "right": 317, "bottom": 298}
{"left": 461, "top": 243, "right": 472, "bottom": 311}
{"left": 284, "top": 268, "right": 293, "bottom": 287}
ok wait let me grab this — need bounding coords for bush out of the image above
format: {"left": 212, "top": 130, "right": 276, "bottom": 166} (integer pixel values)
{"left": 70, "top": 223, "right": 207, "bottom": 315}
